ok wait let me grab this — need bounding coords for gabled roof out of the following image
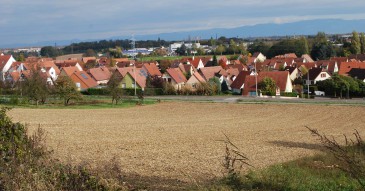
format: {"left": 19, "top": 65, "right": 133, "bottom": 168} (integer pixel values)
{"left": 199, "top": 66, "right": 227, "bottom": 81}
{"left": 304, "top": 68, "right": 326, "bottom": 81}
{"left": 243, "top": 71, "right": 291, "bottom": 95}
{"left": 330, "top": 57, "right": 348, "bottom": 63}
{"left": 226, "top": 68, "right": 240, "bottom": 77}
{"left": 82, "top": 57, "right": 96, "bottom": 64}
{"left": 8, "top": 71, "right": 20, "bottom": 82}
{"left": 39, "top": 61, "right": 60, "bottom": 74}
{"left": 230, "top": 71, "right": 251, "bottom": 89}
{"left": 166, "top": 68, "right": 187, "bottom": 83}
{"left": 338, "top": 61, "right": 365, "bottom": 76}
{"left": 60, "top": 66, "right": 78, "bottom": 77}
{"left": 88, "top": 67, "right": 111, "bottom": 81}
{"left": 285, "top": 66, "right": 297, "bottom": 75}
{"left": 301, "top": 54, "right": 314, "bottom": 63}
{"left": 115, "top": 67, "right": 134, "bottom": 77}
{"left": 348, "top": 54, "right": 365, "bottom": 62}
{"left": 188, "top": 71, "right": 206, "bottom": 84}
{"left": 71, "top": 71, "right": 98, "bottom": 89}
{"left": 127, "top": 68, "right": 148, "bottom": 88}
{"left": 0, "top": 55, "right": 12, "bottom": 71}
{"left": 348, "top": 68, "right": 365, "bottom": 80}
{"left": 190, "top": 58, "right": 201, "bottom": 68}
{"left": 143, "top": 62, "right": 162, "bottom": 77}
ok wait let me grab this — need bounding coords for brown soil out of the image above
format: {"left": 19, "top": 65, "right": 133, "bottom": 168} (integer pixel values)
{"left": 8, "top": 102, "right": 365, "bottom": 186}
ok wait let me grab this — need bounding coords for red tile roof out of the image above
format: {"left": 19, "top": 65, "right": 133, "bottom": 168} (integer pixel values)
{"left": 0, "top": 55, "right": 12, "bottom": 71}
{"left": 71, "top": 71, "right": 98, "bottom": 89}
{"left": 166, "top": 68, "right": 187, "bottom": 84}
{"left": 338, "top": 61, "right": 365, "bottom": 76}
{"left": 199, "top": 66, "right": 227, "bottom": 81}
{"left": 60, "top": 67, "right": 78, "bottom": 77}
{"left": 243, "top": 71, "right": 290, "bottom": 95}
{"left": 230, "top": 71, "right": 251, "bottom": 89}
{"left": 143, "top": 62, "right": 162, "bottom": 77}
{"left": 88, "top": 67, "right": 111, "bottom": 81}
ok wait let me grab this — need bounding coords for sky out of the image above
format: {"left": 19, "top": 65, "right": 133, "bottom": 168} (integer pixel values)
{"left": 1, "top": 0, "right": 365, "bottom": 47}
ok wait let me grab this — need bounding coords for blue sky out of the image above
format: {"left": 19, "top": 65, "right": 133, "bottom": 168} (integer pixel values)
{"left": 1, "top": 0, "right": 365, "bottom": 46}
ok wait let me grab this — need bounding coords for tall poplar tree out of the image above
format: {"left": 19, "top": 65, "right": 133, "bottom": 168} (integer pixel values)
{"left": 350, "top": 31, "right": 361, "bottom": 54}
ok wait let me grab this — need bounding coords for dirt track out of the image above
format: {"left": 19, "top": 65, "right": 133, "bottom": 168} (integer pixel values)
{"left": 9, "top": 102, "right": 365, "bottom": 184}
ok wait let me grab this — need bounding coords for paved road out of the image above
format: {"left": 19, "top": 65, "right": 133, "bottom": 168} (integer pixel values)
{"left": 146, "top": 95, "right": 365, "bottom": 105}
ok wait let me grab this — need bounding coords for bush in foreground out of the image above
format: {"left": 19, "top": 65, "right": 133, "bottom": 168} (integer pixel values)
{"left": 0, "top": 107, "right": 127, "bottom": 190}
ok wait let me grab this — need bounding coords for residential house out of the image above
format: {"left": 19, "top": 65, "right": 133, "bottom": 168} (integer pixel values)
{"left": 88, "top": 67, "right": 111, "bottom": 85}
{"left": 0, "top": 54, "right": 16, "bottom": 81}
{"left": 199, "top": 66, "right": 227, "bottom": 82}
{"left": 70, "top": 71, "right": 98, "bottom": 91}
{"left": 252, "top": 52, "right": 266, "bottom": 63}
{"left": 119, "top": 69, "right": 147, "bottom": 90}
{"left": 142, "top": 62, "right": 162, "bottom": 77}
{"left": 242, "top": 71, "right": 293, "bottom": 96}
{"left": 316, "top": 60, "right": 338, "bottom": 75}
{"left": 285, "top": 66, "right": 299, "bottom": 81}
{"left": 338, "top": 61, "right": 365, "bottom": 76}
{"left": 55, "top": 60, "right": 83, "bottom": 71}
{"left": 348, "top": 68, "right": 365, "bottom": 82}
{"left": 230, "top": 71, "right": 251, "bottom": 94}
{"left": 301, "top": 54, "right": 314, "bottom": 63}
{"left": 163, "top": 68, "right": 187, "bottom": 90}
{"left": 190, "top": 57, "right": 205, "bottom": 69}
{"left": 304, "top": 68, "right": 331, "bottom": 85}
{"left": 186, "top": 72, "right": 206, "bottom": 88}
{"left": 60, "top": 66, "right": 79, "bottom": 77}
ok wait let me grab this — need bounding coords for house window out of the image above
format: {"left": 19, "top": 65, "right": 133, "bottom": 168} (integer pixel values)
{"left": 321, "top": 73, "right": 326, "bottom": 78}
{"left": 192, "top": 83, "right": 196, "bottom": 88}
{"left": 122, "top": 83, "right": 126, "bottom": 88}
{"left": 132, "top": 83, "right": 135, "bottom": 88}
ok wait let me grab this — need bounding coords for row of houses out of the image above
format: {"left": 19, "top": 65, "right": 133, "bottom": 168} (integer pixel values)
{"left": 1, "top": 52, "right": 365, "bottom": 96}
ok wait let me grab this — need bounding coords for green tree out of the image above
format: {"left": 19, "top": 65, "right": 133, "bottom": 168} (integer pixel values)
{"left": 22, "top": 69, "right": 50, "bottom": 106}
{"left": 107, "top": 72, "right": 123, "bottom": 104}
{"left": 229, "top": 39, "right": 238, "bottom": 55}
{"left": 16, "top": 53, "right": 25, "bottom": 62}
{"left": 40, "top": 46, "right": 62, "bottom": 57}
{"left": 208, "top": 76, "right": 221, "bottom": 95}
{"left": 83, "top": 49, "right": 97, "bottom": 57}
{"left": 212, "top": 54, "right": 218, "bottom": 66}
{"left": 158, "top": 60, "right": 172, "bottom": 73}
{"left": 258, "top": 77, "right": 276, "bottom": 96}
{"left": 350, "top": 31, "right": 361, "bottom": 54}
{"left": 248, "top": 41, "right": 271, "bottom": 56}
{"left": 216, "top": 45, "right": 226, "bottom": 55}
{"left": 54, "top": 76, "right": 82, "bottom": 106}
{"left": 311, "top": 32, "right": 335, "bottom": 60}
{"left": 175, "top": 44, "right": 187, "bottom": 56}
{"left": 360, "top": 33, "right": 365, "bottom": 54}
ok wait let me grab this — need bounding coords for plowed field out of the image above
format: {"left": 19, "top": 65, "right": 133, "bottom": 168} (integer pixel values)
{"left": 9, "top": 102, "right": 365, "bottom": 184}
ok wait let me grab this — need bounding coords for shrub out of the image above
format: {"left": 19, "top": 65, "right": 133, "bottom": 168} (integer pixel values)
{"left": 180, "top": 85, "right": 194, "bottom": 95}
{"left": 0, "top": 107, "right": 127, "bottom": 190}
{"left": 281, "top": 92, "right": 298, "bottom": 97}
{"left": 307, "top": 127, "right": 365, "bottom": 188}
{"left": 163, "top": 83, "right": 176, "bottom": 95}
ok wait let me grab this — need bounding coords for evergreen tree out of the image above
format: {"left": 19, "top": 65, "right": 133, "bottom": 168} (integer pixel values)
{"left": 212, "top": 54, "right": 218, "bottom": 66}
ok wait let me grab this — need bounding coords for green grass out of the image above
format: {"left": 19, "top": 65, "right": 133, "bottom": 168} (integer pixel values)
{"left": 0, "top": 95, "right": 157, "bottom": 109}
{"left": 210, "top": 153, "right": 362, "bottom": 191}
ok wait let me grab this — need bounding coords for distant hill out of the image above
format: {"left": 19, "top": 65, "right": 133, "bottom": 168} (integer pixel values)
{"left": 128, "top": 19, "right": 365, "bottom": 41}
{"left": 2, "top": 19, "right": 365, "bottom": 48}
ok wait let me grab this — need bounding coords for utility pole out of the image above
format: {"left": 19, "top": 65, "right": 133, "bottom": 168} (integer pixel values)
{"left": 255, "top": 62, "right": 258, "bottom": 97}
{"left": 130, "top": 35, "right": 137, "bottom": 96}
{"left": 307, "top": 70, "right": 310, "bottom": 99}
